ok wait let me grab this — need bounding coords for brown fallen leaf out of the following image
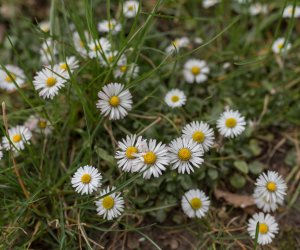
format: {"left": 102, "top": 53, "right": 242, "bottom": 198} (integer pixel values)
{"left": 214, "top": 189, "right": 255, "bottom": 208}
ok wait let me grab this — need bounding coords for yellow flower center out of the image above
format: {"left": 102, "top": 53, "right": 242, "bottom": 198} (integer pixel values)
{"left": 191, "top": 66, "right": 201, "bottom": 75}
{"left": 192, "top": 131, "right": 205, "bottom": 143}
{"left": 259, "top": 223, "right": 269, "bottom": 234}
{"left": 266, "top": 181, "right": 277, "bottom": 192}
{"left": 172, "top": 40, "right": 179, "bottom": 47}
{"left": 60, "top": 63, "right": 67, "bottom": 70}
{"left": 46, "top": 77, "right": 57, "bottom": 87}
{"left": 81, "top": 174, "right": 91, "bottom": 184}
{"left": 120, "top": 65, "right": 127, "bottom": 72}
{"left": 278, "top": 43, "right": 284, "bottom": 50}
{"left": 225, "top": 118, "right": 237, "bottom": 128}
{"left": 128, "top": 5, "right": 134, "bottom": 11}
{"left": 102, "top": 195, "right": 115, "bottom": 209}
{"left": 171, "top": 95, "right": 179, "bottom": 103}
{"left": 109, "top": 96, "right": 120, "bottom": 107}
{"left": 126, "top": 146, "right": 138, "bottom": 159}
{"left": 79, "top": 40, "right": 84, "bottom": 48}
{"left": 12, "top": 134, "right": 22, "bottom": 143}
{"left": 38, "top": 120, "right": 47, "bottom": 129}
{"left": 5, "top": 73, "right": 16, "bottom": 83}
{"left": 190, "top": 197, "right": 202, "bottom": 210}
{"left": 108, "top": 56, "right": 114, "bottom": 62}
{"left": 108, "top": 22, "right": 114, "bottom": 29}
{"left": 178, "top": 148, "right": 192, "bottom": 161}
{"left": 143, "top": 151, "right": 157, "bottom": 165}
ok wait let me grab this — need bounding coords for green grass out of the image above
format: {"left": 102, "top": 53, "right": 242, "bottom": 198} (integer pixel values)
{"left": 1, "top": 0, "right": 300, "bottom": 249}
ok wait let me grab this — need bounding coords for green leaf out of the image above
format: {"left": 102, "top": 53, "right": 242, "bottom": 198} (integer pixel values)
{"left": 249, "top": 139, "right": 262, "bottom": 156}
{"left": 95, "top": 147, "right": 115, "bottom": 166}
{"left": 230, "top": 173, "right": 246, "bottom": 189}
{"left": 207, "top": 169, "right": 218, "bottom": 180}
{"left": 234, "top": 160, "right": 248, "bottom": 174}
{"left": 249, "top": 161, "right": 265, "bottom": 175}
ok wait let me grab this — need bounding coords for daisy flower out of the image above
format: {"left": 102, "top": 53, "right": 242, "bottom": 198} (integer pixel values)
{"left": 181, "top": 189, "right": 210, "bottom": 218}
{"left": 99, "top": 51, "right": 127, "bottom": 67}
{"left": 182, "top": 121, "right": 214, "bottom": 152}
{"left": 217, "top": 109, "right": 246, "bottom": 138}
{"left": 0, "top": 65, "right": 26, "bottom": 92}
{"left": 40, "top": 38, "right": 58, "bottom": 65}
{"left": 73, "top": 31, "right": 91, "bottom": 57}
{"left": 283, "top": 5, "right": 300, "bottom": 18}
{"left": 95, "top": 186, "right": 125, "bottom": 220}
{"left": 135, "top": 139, "right": 170, "bottom": 179}
{"left": 254, "top": 171, "right": 287, "bottom": 204}
{"left": 169, "top": 137, "right": 204, "bottom": 174}
{"left": 272, "top": 38, "right": 291, "bottom": 54}
{"left": 253, "top": 193, "right": 283, "bottom": 213}
{"left": 96, "top": 83, "right": 133, "bottom": 120}
{"left": 33, "top": 65, "right": 68, "bottom": 100}
{"left": 202, "top": 0, "right": 220, "bottom": 9}
{"left": 194, "top": 37, "right": 203, "bottom": 45}
{"left": 183, "top": 59, "right": 210, "bottom": 84}
{"left": 24, "top": 115, "right": 53, "bottom": 136}
{"left": 165, "top": 37, "right": 190, "bottom": 54}
{"left": 38, "top": 20, "right": 50, "bottom": 32}
{"left": 88, "top": 38, "right": 111, "bottom": 59}
{"left": 71, "top": 165, "right": 102, "bottom": 195}
{"left": 2, "top": 125, "right": 32, "bottom": 151}
{"left": 164, "top": 89, "right": 186, "bottom": 108}
{"left": 249, "top": 4, "right": 268, "bottom": 16}
{"left": 0, "top": 145, "right": 3, "bottom": 160}
{"left": 98, "top": 19, "right": 121, "bottom": 35}
{"left": 115, "top": 134, "right": 146, "bottom": 172}
{"left": 247, "top": 212, "right": 279, "bottom": 245}
{"left": 123, "top": 1, "right": 139, "bottom": 18}
{"left": 57, "top": 56, "right": 79, "bottom": 75}
{"left": 114, "top": 58, "right": 139, "bottom": 81}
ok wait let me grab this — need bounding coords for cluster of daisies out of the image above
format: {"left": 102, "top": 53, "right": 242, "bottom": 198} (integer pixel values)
{"left": 0, "top": 115, "right": 52, "bottom": 159}
{"left": 247, "top": 171, "right": 287, "bottom": 245}
{"left": 1, "top": 0, "right": 292, "bottom": 246}
{"left": 71, "top": 107, "right": 246, "bottom": 220}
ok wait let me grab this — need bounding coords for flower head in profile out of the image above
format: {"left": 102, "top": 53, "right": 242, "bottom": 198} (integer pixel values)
{"left": 98, "top": 19, "right": 121, "bottom": 34}
{"left": 95, "top": 186, "right": 125, "bottom": 220}
{"left": 38, "top": 20, "right": 50, "bottom": 32}
{"left": 2, "top": 125, "right": 32, "bottom": 151}
{"left": 249, "top": 4, "right": 268, "bottom": 16}
{"left": 123, "top": 1, "right": 139, "bottom": 18}
{"left": 40, "top": 38, "right": 58, "bottom": 65}
{"left": 254, "top": 171, "right": 287, "bottom": 204}
{"left": 217, "top": 109, "right": 246, "bottom": 138}
{"left": 182, "top": 121, "right": 214, "bottom": 152}
{"left": 168, "top": 137, "right": 204, "bottom": 174}
{"left": 181, "top": 189, "right": 210, "bottom": 218}
{"left": 272, "top": 38, "right": 291, "bottom": 55}
{"left": 283, "top": 5, "right": 300, "bottom": 18}
{"left": 57, "top": 56, "right": 79, "bottom": 75}
{"left": 114, "top": 57, "right": 139, "bottom": 81}
{"left": 96, "top": 83, "right": 133, "bottom": 120}
{"left": 183, "top": 59, "right": 210, "bottom": 84}
{"left": 33, "top": 65, "right": 68, "bottom": 99}
{"left": 202, "top": 0, "right": 220, "bottom": 9}
{"left": 88, "top": 38, "right": 111, "bottom": 59}
{"left": 165, "top": 37, "right": 190, "bottom": 54}
{"left": 73, "top": 31, "right": 91, "bottom": 57}
{"left": 134, "top": 139, "right": 170, "bottom": 179}
{"left": 115, "top": 134, "right": 146, "bottom": 172}
{"left": 24, "top": 115, "right": 53, "bottom": 136}
{"left": 247, "top": 212, "right": 279, "bottom": 245}
{"left": 164, "top": 89, "right": 187, "bottom": 108}
{"left": 71, "top": 165, "right": 102, "bottom": 195}
{"left": 0, "top": 65, "right": 26, "bottom": 92}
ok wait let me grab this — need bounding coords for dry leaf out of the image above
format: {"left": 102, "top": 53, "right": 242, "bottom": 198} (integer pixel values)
{"left": 214, "top": 189, "right": 255, "bottom": 208}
